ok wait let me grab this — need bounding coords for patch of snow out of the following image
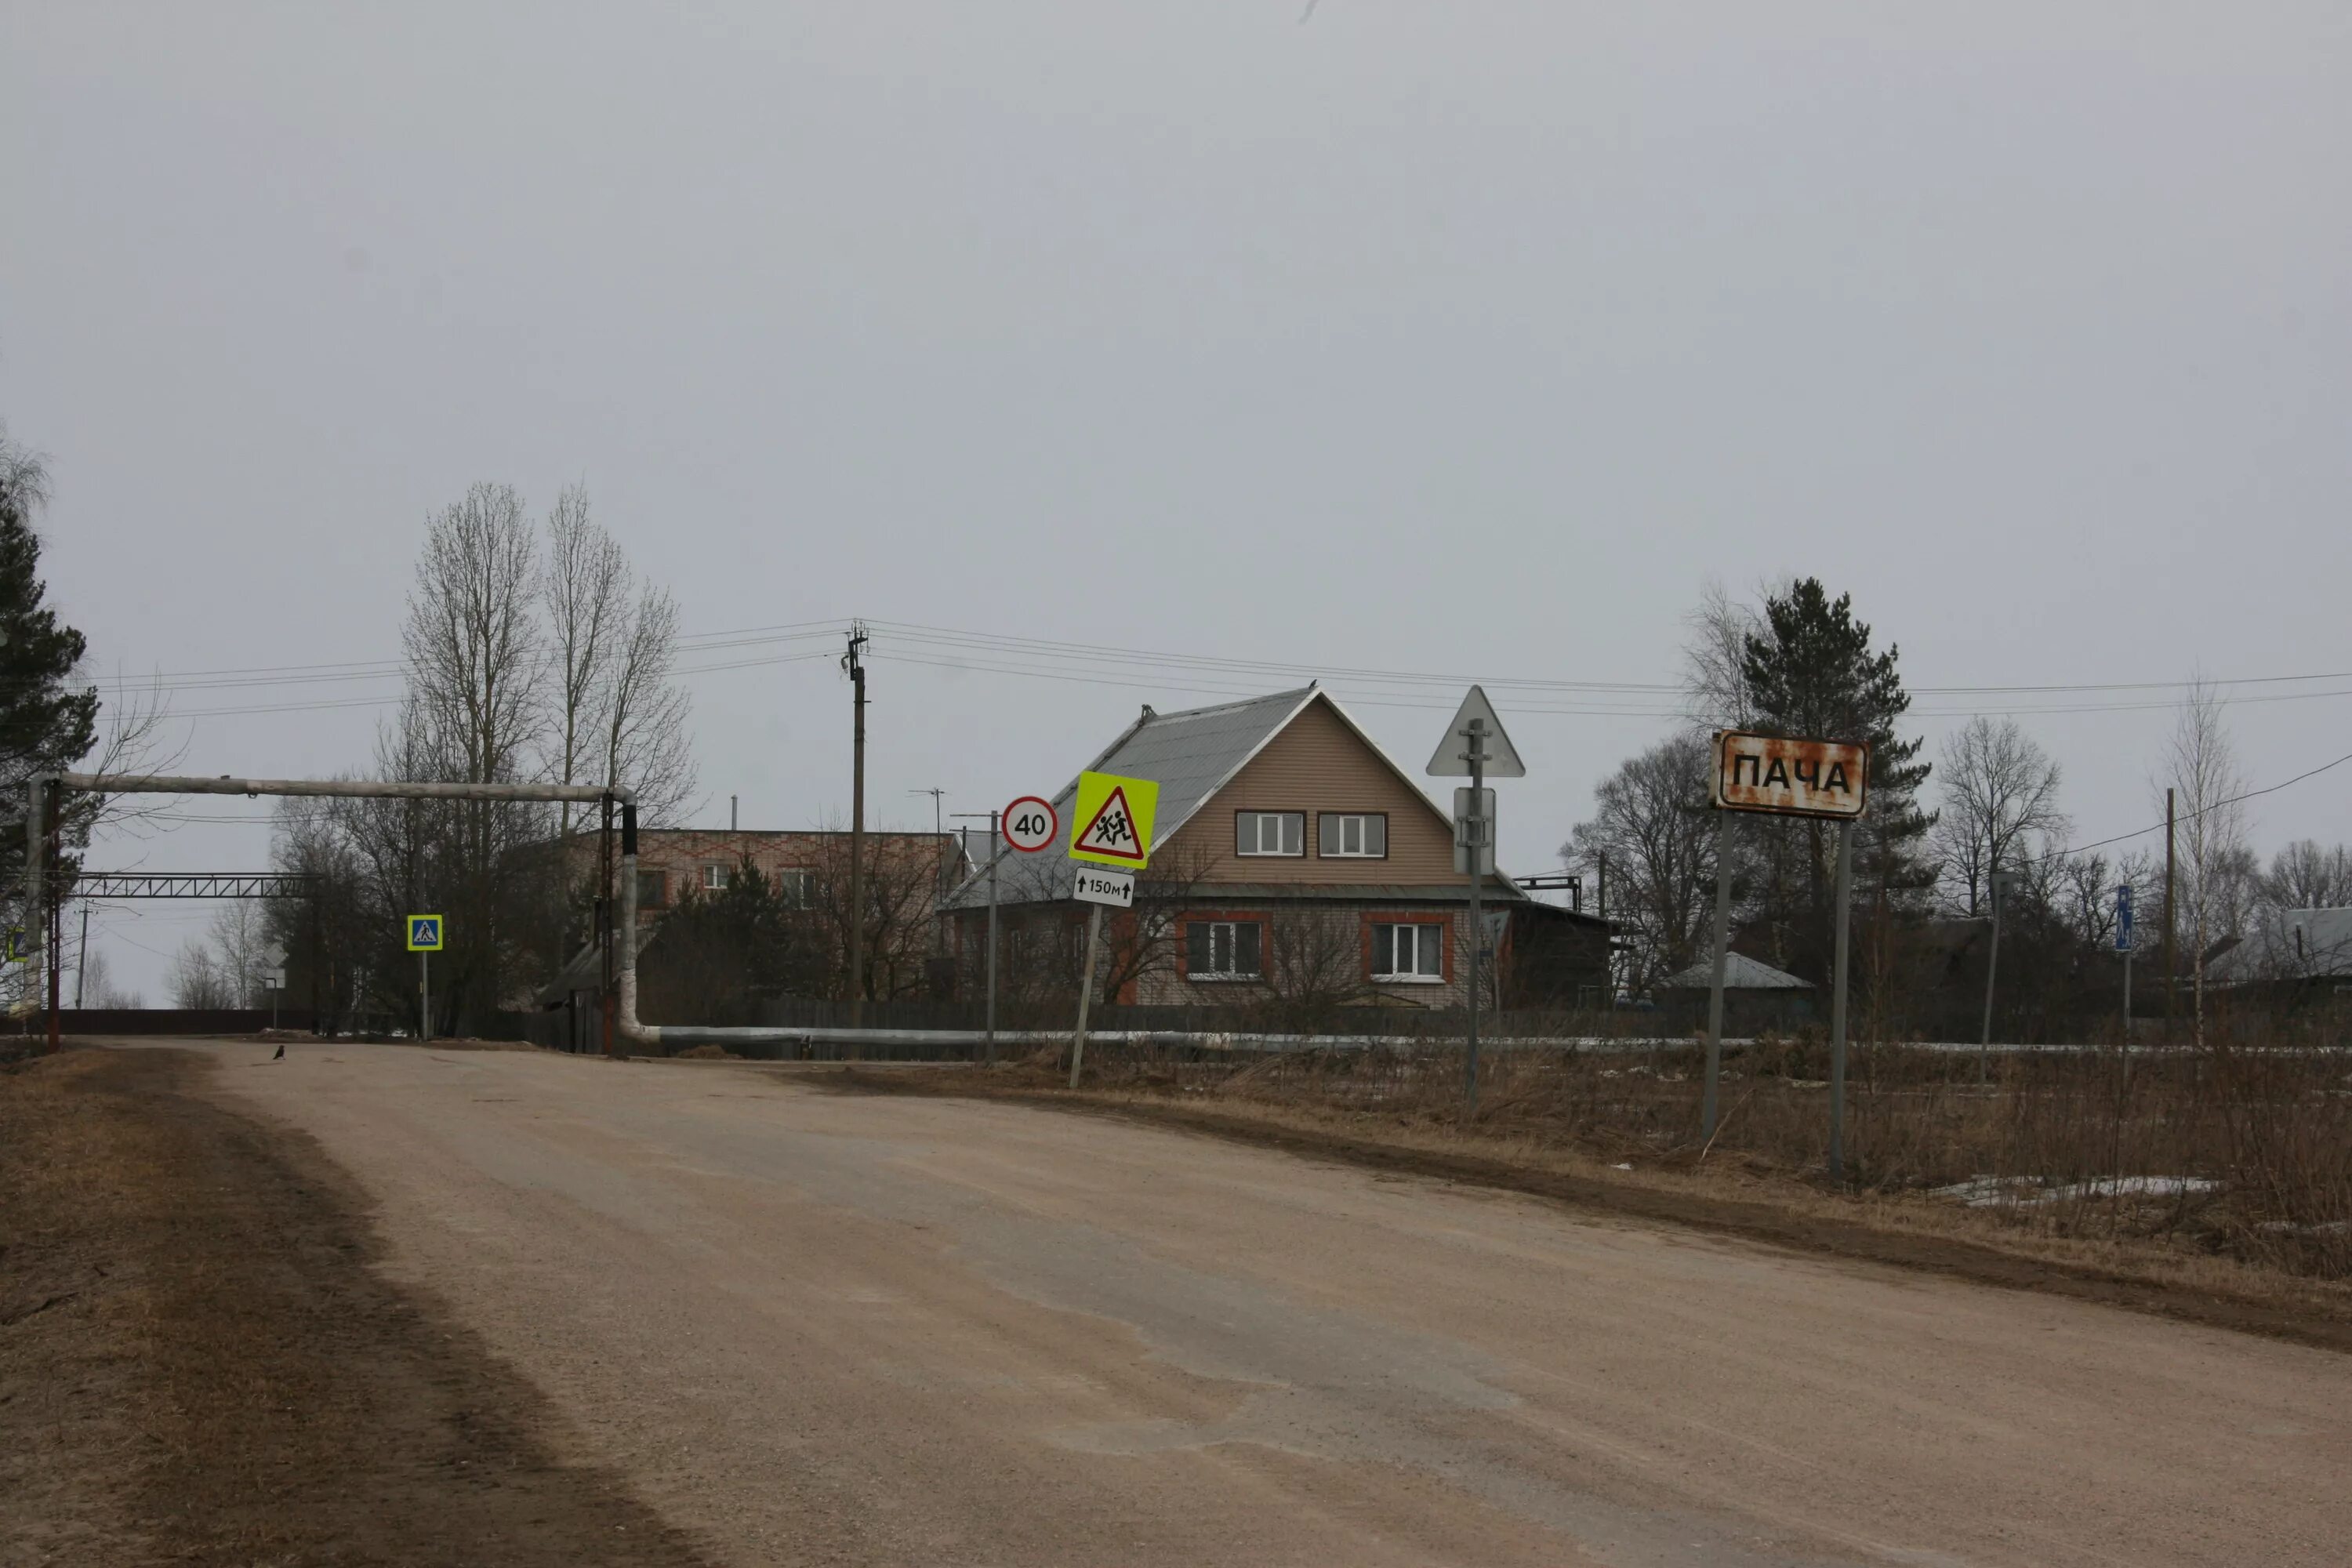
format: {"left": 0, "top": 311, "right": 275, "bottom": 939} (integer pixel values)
{"left": 1932, "top": 1174, "right": 2222, "bottom": 1209}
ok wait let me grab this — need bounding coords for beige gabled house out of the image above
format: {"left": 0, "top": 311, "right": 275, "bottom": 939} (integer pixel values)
{"left": 945, "top": 684, "right": 1610, "bottom": 1010}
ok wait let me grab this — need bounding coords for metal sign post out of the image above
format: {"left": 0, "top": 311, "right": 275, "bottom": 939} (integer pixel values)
{"left": 1701, "top": 811, "right": 1735, "bottom": 1141}
{"left": 406, "top": 914, "right": 444, "bottom": 1042}
{"left": 1427, "top": 687, "right": 1526, "bottom": 1119}
{"left": 1464, "top": 724, "right": 1486, "bottom": 1109}
{"left": 957, "top": 796, "right": 1060, "bottom": 1068}
{"left": 1979, "top": 870, "right": 2019, "bottom": 1086}
{"left": 1704, "top": 730, "right": 1871, "bottom": 1160}
{"left": 1065, "top": 772, "right": 1157, "bottom": 1088}
{"left": 2116, "top": 882, "right": 2135, "bottom": 1080}
{"left": 1828, "top": 819, "right": 1855, "bottom": 1180}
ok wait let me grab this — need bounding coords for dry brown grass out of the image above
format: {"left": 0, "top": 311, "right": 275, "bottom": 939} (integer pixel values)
{"left": 1067, "top": 1033, "right": 2352, "bottom": 1283}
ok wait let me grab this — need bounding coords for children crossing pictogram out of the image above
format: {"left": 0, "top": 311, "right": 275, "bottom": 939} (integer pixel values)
{"left": 1074, "top": 788, "right": 1142, "bottom": 860}
{"left": 1067, "top": 771, "right": 1159, "bottom": 869}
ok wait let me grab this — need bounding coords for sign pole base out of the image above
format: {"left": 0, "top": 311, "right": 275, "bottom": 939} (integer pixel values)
{"left": 1701, "top": 812, "right": 1735, "bottom": 1142}
{"left": 1069, "top": 903, "right": 1105, "bottom": 1090}
{"left": 1828, "top": 819, "right": 1853, "bottom": 1182}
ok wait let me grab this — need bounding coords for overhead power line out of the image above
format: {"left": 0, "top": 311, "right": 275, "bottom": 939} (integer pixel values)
{"left": 2024, "top": 750, "right": 2352, "bottom": 866}
{"left": 35, "top": 612, "right": 2352, "bottom": 724}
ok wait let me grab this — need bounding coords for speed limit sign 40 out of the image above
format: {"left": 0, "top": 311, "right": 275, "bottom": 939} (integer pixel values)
{"left": 1002, "top": 796, "right": 1058, "bottom": 853}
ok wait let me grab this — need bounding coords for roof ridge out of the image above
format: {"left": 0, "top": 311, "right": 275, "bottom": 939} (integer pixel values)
{"left": 1141, "top": 684, "right": 1319, "bottom": 724}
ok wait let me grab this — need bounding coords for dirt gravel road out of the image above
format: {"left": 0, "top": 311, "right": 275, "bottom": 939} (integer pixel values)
{"left": 188, "top": 1040, "right": 2351, "bottom": 1566}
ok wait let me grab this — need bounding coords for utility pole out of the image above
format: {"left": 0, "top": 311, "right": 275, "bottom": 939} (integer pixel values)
{"left": 841, "top": 626, "right": 869, "bottom": 1025}
{"left": 45, "top": 779, "right": 61, "bottom": 1054}
{"left": 2163, "top": 786, "right": 2176, "bottom": 1045}
{"left": 911, "top": 787, "right": 948, "bottom": 967}
{"left": 1979, "top": 866, "right": 2005, "bottom": 1085}
{"left": 74, "top": 902, "right": 88, "bottom": 1009}
{"left": 951, "top": 810, "right": 1001, "bottom": 1062}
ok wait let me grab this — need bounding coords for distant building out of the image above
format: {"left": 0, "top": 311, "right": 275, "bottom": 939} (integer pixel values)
{"left": 942, "top": 684, "right": 1611, "bottom": 1010}
{"left": 1656, "top": 952, "right": 1815, "bottom": 1031}
{"left": 2205, "top": 907, "right": 2352, "bottom": 988}
{"left": 603, "top": 826, "right": 973, "bottom": 927}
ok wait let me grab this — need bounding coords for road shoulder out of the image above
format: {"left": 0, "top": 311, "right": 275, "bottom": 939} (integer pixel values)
{"left": 817, "top": 1063, "right": 2352, "bottom": 1355}
{"left": 0, "top": 1046, "right": 714, "bottom": 1568}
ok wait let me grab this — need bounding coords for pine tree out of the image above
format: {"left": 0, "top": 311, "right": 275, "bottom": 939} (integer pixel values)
{"left": 1737, "top": 578, "right": 1933, "bottom": 983}
{"left": 1, "top": 426, "right": 99, "bottom": 926}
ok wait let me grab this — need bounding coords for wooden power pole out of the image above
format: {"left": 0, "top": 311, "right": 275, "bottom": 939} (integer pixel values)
{"left": 845, "top": 625, "right": 868, "bottom": 1028}
{"left": 2162, "top": 786, "right": 2176, "bottom": 1044}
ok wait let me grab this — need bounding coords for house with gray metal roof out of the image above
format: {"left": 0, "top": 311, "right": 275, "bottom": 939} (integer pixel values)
{"left": 945, "top": 684, "right": 1610, "bottom": 1011}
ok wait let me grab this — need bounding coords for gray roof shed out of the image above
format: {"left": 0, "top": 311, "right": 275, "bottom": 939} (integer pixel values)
{"left": 1658, "top": 953, "right": 1814, "bottom": 992}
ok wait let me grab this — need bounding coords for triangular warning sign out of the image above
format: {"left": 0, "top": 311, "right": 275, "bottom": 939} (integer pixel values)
{"left": 1073, "top": 785, "right": 1147, "bottom": 863}
{"left": 1425, "top": 684, "right": 1527, "bottom": 779}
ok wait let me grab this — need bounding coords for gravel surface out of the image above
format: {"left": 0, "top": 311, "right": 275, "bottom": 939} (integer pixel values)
{"left": 180, "top": 1040, "right": 2352, "bottom": 1566}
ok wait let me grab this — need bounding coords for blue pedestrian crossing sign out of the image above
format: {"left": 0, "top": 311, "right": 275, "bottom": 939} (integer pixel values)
{"left": 405, "top": 914, "right": 445, "bottom": 952}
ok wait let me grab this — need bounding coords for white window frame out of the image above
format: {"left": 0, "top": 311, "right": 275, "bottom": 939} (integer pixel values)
{"left": 702, "top": 862, "right": 730, "bottom": 891}
{"left": 1370, "top": 921, "right": 1445, "bottom": 982}
{"left": 1189, "top": 920, "right": 1264, "bottom": 980}
{"left": 774, "top": 869, "right": 813, "bottom": 909}
{"left": 1236, "top": 811, "right": 1305, "bottom": 858}
{"left": 1318, "top": 812, "right": 1387, "bottom": 858}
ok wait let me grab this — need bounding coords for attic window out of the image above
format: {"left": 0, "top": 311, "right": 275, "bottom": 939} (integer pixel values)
{"left": 1236, "top": 812, "right": 1304, "bottom": 857}
{"left": 1319, "top": 813, "right": 1386, "bottom": 858}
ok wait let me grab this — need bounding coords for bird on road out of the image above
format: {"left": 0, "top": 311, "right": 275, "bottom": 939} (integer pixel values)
{"left": 272, "top": 1041, "right": 285, "bottom": 1061}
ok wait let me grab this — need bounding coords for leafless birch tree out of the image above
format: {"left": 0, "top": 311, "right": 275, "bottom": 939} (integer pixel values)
{"left": 2157, "top": 677, "right": 2249, "bottom": 1047}
{"left": 1679, "top": 578, "right": 1764, "bottom": 729}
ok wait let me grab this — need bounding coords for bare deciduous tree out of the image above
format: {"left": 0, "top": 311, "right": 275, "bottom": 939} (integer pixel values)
{"left": 535, "top": 485, "right": 696, "bottom": 831}
{"left": 398, "top": 486, "right": 556, "bottom": 1029}
{"left": 600, "top": 580, "right": 696, "bottom": 827}
{"left": 167, "top": 939, "right": 234, "bottom": 1009}
{"left": 1931, "top": 717, "right": 2068, "bottom": 917}
{"left": 405, "top": 482, "right": 543, "bottom": 786}
{"left": 1563, "top": 731, "right": 1716, "bottom": 998}
{"left": 2262, "top": 840, "right": 2352, "bottom": 911}
{"left": 2051, "top": 846, "right": 2160, "bottom": 953}
{"left": 2157, "top": 677, "right": 2250, "bottom": 1047}
{"left": 207, "top": 900, "right": 276, "bottom": 1007}
{"left": 540, "top": 485, "right": 629, "bottom": 841}
{"left": 76, "top": 948, "right": 142, "bottom": 1010}
{"left": 1261, "top": 905, "right": 1368, "bottom": 1025}
{"left": 1679, "top": 578, "right": 1764, "bottom": 729}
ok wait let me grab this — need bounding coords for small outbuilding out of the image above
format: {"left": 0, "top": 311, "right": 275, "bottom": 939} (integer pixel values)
{"left": 1656, "top": 952, "right": 1815, "bottom": 1032}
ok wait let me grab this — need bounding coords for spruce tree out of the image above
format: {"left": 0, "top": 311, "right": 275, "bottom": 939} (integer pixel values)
{"left": 2, "top": 426, "right": 99, "bottom": 929}
{"left": 1737, "top": 578, "right": 1933, "bottom": 983}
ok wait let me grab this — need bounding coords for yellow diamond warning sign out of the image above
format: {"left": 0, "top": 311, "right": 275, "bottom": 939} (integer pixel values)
{"left": 1069, "top": 771, "right": 1159, "bottom": 869}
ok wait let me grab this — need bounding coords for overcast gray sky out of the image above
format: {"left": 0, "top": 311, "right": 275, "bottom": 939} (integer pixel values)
{"left": 5, "top": 2, "right": 2347, "bottom": 999}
